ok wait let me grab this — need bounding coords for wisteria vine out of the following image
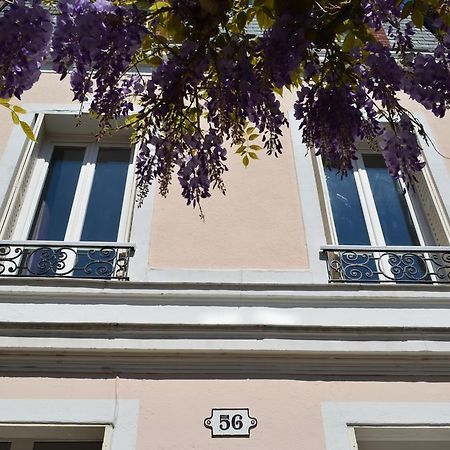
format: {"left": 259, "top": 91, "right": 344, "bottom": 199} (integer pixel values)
{"left": 1, "top": 0, "right": 450, "bottom": 209}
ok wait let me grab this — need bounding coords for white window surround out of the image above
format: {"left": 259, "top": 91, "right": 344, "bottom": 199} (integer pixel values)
{"left": 289, "top": 110, "right": 450, "bottom": 249}
{"left": 5, "top": 115, "right": 136, "bottom": 243}
{"left": 322, "top": 402, "right": 450, "bottom": 450}
{"left": 0, "top": 399, "right": 139, "bottom": 450}
{"left": 317, "top": 149, "right": 434, "bottom": 247}
{"left": 13, "top": 141, "right": 135, "bottom": 243}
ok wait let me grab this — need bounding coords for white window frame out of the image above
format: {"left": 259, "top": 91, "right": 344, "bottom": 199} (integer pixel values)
{"left": 0, "top": 400, "right": 138, "bottom": 450}
{"left": 352, "top": 425, "right": 450, "bottom": 449}
{"left": 12, "top": 137, "right": 136, "bottom": 244}
{"left": 317, "top": 150, "right": 430, "bottom": 248}
{"left": 0, "top": 424, "right": 108, "bottom": 450}
{"left": 322, "top": 402, "right": 450, "bottom": 450}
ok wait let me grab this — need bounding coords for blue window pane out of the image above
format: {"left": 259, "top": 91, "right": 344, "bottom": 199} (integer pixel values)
{"left": 29, "top": 147, "right": 84, "bottom": 240}
{"left": 80, "top": 148, "right": 130, "bottom": 242}
{"left": 363, "top": 154, "right": 420, "bottom": 246}
{"left": 324, "top": 169, "right": 370, "bottom": 245}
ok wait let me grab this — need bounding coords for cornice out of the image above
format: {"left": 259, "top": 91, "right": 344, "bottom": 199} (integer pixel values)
{"left": 0, "top": 277, "right": 449, "bottom": 308}
{"left": 2, "top": 348, "right": 450, "bottom": 379}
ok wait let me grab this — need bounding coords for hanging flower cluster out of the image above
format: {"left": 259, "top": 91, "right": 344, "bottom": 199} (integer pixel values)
{"left": 0, "top": 0, "right": 52, "bottom": 99}
{"left": 51, "top": 0, "right": 147, "bottom": 126}
{"left": 1, "top": 0, "right": 450, "bottom": 207}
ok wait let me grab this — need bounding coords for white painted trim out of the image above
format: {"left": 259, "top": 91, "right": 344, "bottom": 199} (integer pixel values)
{"left": 289, "top": 111, "right": 328, "bottom": 283}
{"left": 412, "top": 113, "right": 450, "bottom": 241}
{"left": 0, "top": 400, "right": 139, "bottom": 450}
{"left": 0, "top": 113, "right": 39, "bottom": 234}
{"left": 322, "top": 402, "right": 450, "bottom": 450}
{"left": 4, "top": 112, "right": 135, "bottom": 247}
{"left": 127, "top": 182, "right": 155, "bottom": 281}
{"left": 117, "top": 143, "right": 138, "bottom": 243}
{"left": 13, "top": 141, "right": 52, "bottom": 240}
{"left": 0, "top": 278, "right": 450, "bottom": 305}
{"left": 4, "top": 336, "right": 450, "bottom": 353}
{"left": 2, "top": 302, "right": 450, "bottom": 328}
{"left": 64, "top": 143, "right": 98, "bottom": 242}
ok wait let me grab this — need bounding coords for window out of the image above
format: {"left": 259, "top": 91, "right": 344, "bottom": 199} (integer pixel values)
{"left": 322, "top": 402, "right": 450, "bottom": 450}
{"left": 25, "top": 143, "right": 133, "bottom": 243}
{"left": 324, "top": 153, "right": 430, "bottom": 248}
{"left": 0, "top": 114, "right": 136, "bottom": 279}
{"left": 0, "top": 425, "right": 106, "bottom": 450}
{"left": 352, "top": 426, "right": 450, "bottom": 450}
{"left": 320, "top": 150, "right": 450, "bottom": 282}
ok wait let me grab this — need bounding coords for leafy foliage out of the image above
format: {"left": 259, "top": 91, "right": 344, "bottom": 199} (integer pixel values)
{"left": 1, "top": 0, "right": 450, "bottom": 210}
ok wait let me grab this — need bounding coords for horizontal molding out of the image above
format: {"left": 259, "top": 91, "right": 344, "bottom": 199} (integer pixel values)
{"left": 3, "top": 322, "right": 450, "bottom": 342}
{"left": 0, "top": 278, "right": 450, "bottom": 308}
{"left": 2, "top": 349, "right": 450, "bottom": 379}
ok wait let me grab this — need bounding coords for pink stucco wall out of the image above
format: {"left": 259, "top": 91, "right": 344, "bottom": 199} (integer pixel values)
{"left": 148, "top": 130, "right": 309, "bottom": 269}
{"left": 2, "top": 377, "right": 450, "bottom": 450}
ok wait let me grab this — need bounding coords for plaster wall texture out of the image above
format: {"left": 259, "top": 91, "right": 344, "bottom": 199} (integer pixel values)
{"left": 148, "top": 128, "right": 309, "bottom": 270}
{"left": 20, "top": 72, "right": 74, "bottom": 105}
{"left": 397, "top": 92, "right": 450, "bottom": 173}
{"left": 1, "top": 377, "right": 450, "bottom": 450}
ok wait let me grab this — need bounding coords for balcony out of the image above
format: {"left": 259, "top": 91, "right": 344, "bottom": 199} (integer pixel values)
{"left": 0, "top": 241, "right": 135, "bottom": 280}
{"left": 320, "top": 245, "right": 450, "bottom": 283}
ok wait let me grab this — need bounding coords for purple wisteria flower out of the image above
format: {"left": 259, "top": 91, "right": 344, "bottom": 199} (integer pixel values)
{"left": 380, "top": 114, "right": 425, "bottom": 182}
{"left": 294, "top": 84, "right": 380, "bottom": 173}
{"left": 0, "top": 0, "right": 52, "bottom": 99}
{"left": 52, "top": 0, "right": 147, "bottom": 122}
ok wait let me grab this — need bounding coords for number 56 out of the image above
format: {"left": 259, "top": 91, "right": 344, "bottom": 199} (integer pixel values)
{"left": 219, "top": 414, "right": 243, "bottom": 431}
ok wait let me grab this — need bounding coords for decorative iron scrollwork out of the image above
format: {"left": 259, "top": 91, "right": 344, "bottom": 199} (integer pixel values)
{"left": 321, "top": 245, "right": 450, "bottom": 284}
{"left": 0, "top": 241, "right": 135, "bottom": 280}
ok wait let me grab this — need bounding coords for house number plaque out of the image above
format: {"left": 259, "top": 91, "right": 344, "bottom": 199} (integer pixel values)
{"left": 204, "top": 408, "right": 257, "bottom": 438}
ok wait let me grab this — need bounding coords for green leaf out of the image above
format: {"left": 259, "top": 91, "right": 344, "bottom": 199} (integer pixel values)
{"left": 273, "top": 85, "right": 283, "bottom": 96}
{"left": 165, "top": 15, "right": 186, "bottom": 42}
{"left": 248, "top": 133, "right": 259, "bottom": 141}
{"left": 0, "top": 98, "right": 10, "bottom": 105}
{"left": 411, "top": 8, "right": 424, "bottom": 27}
{"left": 124, "top": 114, "right": 138, "bottom": 126}
{"left": 401, "top": 1, "right": 414, "bottom": 19}
{"left": 248, "top": 152, "right": 259, "bottom": 160}
{"left": 342, "top": 32, "right": 356, "bottom": 52}
{"left": 12, "top": 105, "right": 26, "bottom": 114}
{"left": 243, "top": 155, "right": 249, "bottom": 167}
{"left": 11, "top": 111, "right": 19, "bottom": 125}
{"left": 150, "top": 1, "right": 170, "bottom": 12}
{"left": 235, "top": 10, "right": 248, "bottom": 30}
{"left": 256, "top": 7, "right": 274, "bottom": 29}
{"left": 20, "top": 120, "right": 36, "bottom": 141}
{"left": 249, "top": 144, "right": 261, "bottom": 150}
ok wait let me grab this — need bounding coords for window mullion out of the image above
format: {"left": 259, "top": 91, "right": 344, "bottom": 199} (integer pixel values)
{"left": 116, "top": 144, "right": 137, "bottom": 242}
{"left": 63, "top": 143, "right": 98, "bottom": 242}
{"left": 353, "top": 158, "right": 386, "bottom": 247}
{"left": 354, "top": 157, "right": 392, "bottom": 281}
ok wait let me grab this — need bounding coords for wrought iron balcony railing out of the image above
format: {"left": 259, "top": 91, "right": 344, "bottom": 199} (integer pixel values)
{"left": 0, "top": 241, "right": 135, "bottom": 280}
{"left": 320, "top": 245, "right": 450, "bottom": 283}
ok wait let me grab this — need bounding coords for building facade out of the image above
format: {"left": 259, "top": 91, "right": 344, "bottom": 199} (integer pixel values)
{"left": 1, "top": 35, "right": 450, "bottom": 450}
